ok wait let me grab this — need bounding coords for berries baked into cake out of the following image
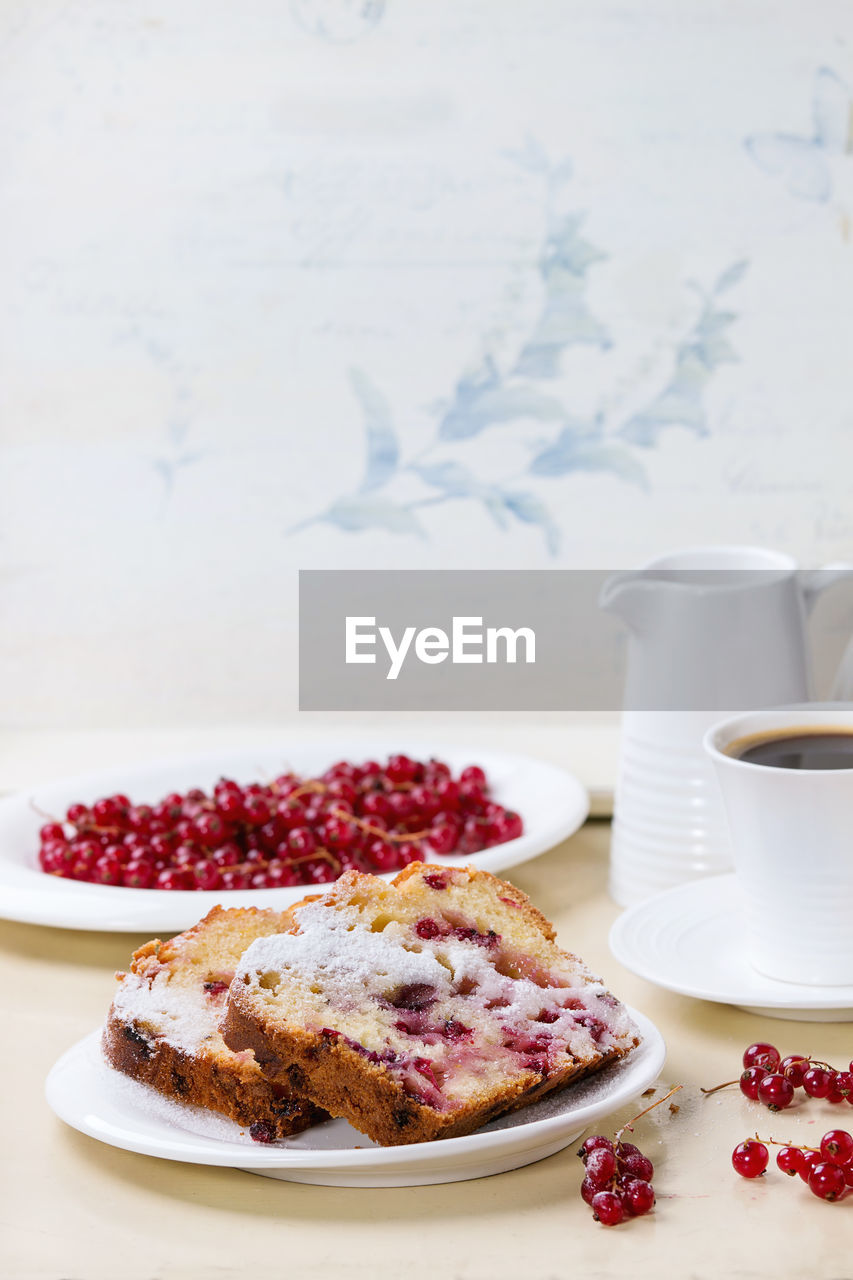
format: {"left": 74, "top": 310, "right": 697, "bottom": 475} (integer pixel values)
{"left": 103, "top": 906, "right": 326, "bottom": 1139}
{"left": 222, "top": 864, "right": 640, "bottom": 1146}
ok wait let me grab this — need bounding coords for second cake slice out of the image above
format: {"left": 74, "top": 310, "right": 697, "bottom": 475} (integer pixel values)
{"left": 222, "top": 864, "right": 640, "bottom": 1145}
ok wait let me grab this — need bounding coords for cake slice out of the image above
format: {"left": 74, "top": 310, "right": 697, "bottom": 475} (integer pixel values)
{"left": 221, "top": 864, "right": 640, "bottom": 1146}
{"left": 103, "top": 905, "right": 327, "bottom": 1139}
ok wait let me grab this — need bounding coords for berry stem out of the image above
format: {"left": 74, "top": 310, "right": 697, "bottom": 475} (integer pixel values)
{"left": 328, "top": 806, "right": 432, "bottom": 844}
{"left": 700, "top": 1079, "right": 739, "bottom": 1096}
{"left": 614, "top": 1084, "right": 683, "bottom": 1141}
{"left": 29, "top": 800, "right": 62, "bottom": 824}
{"left": 755, "top": 1133, "right": 819, "bottom": 1153}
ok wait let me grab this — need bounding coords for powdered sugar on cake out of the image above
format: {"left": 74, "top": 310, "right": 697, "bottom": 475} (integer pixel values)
{"left": 242, "top": 902, "right": 450, "bottom": 996}
{"left": 235, "top": 882, "right": 637, "bottom": 1097}
{"left": 111, "top": 970, "right": 220, "bottom": 1053}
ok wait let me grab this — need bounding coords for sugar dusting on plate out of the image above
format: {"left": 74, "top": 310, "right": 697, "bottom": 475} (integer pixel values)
{"left": 96, "top": 1037, "right": 635, "bottom": 1148}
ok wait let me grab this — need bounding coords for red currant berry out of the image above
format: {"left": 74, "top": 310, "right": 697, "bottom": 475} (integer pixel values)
{"left": 732, "top": 1139, "right": 769, "bottom": 1178}
{"left": 579, "top": 1135, "right": 614, "bottom": 1160}
{"left": 38, "top": 846, "right": 67, "bottom": 875}
{"left": 193, "top": 859, "right": 221, "bottom": 890}
{"left": 288, "top": 827, "right": 316, "bottom": 857}
{"left": 406, "top": 784, "right": 439, "bottom": 820}
{"left": 323, "top": 816, "right": 356, "bottom": 849}
{"left": 458, "top": 781, "right": 487, "bottom": 810}
{"left": 459, "top": 765, "right": 487, "bottom": 789}
{"left": 621, "top": 1177, "right": 655, "bottom": 1217}
{"left": 360, "top": 791, "right": 391, "bottom": 820}
{"left": 779, "top": 1055, "right": 810, "bottom": 1088}
{"left": 433, "top": 777, "right": 460, "bottom": 812}
{"left": 492, "top": 809, "right": 523, "bottom": 843}
{"left": 619, "top": 1150, "right": 654, "bottom": 1180}
{"left": 326, "top": 779, "right": 357, "bottom": 807}
{"left": 39, "top": 822, "right": 66, "bottom": 844}
{"left": 820, "top": 1129, "right": 853, "bottom": 1165}
{"left": 757, "top": 1072, "right": 795, "bottom": 1111}
{"left": 387, "top": 791, "right": 416, "bottom": 822}
{"left": 370, "top": 839, "right": 405, "bottom": 872}
{"left": 66, "top": 802, "right": 90, "bottom": 825}
{"left": 580, "top": 1176, "right": 598, "bottom": 1206}
{"left": 219, "top": 867, "right": 250, "bottom": 891}
{"left": 458, "top": 818, "right": 485, "bottom": 854}
{"left": 584, "top": 1147, "right": 617, "bottom": 1187}
{"left": 306, "top": 859, "right": 338, "bottom": 884}
{"left": 216, "top": 790, "right": 246, "bottom": 821}
{"left": 591, "top": 1190, "right": 625, "bottom": 1226}
{"left": 739, "top": 1066, "right": 769, "bottom": 1100}
{"left": 798, "top": 1150, "right": 822, "bottom": 1182}
{"left": 92, "top": 853, "right": 122, "bottom": 885}
{"left": 156, "top": 868, "right": 191, "bottom": 891}
{"left": 193, "top": 812, "right": 225, "bottom": 847}
{"left": 776, "top": 1146, "right": 805, "bottom": 1177}
{"left": 808, "top": 1160, "right": 847, "bottom": 1201}
{"left": 211, "top": 842, "right": 241, "bottom": 868}
{"left": 92, "top": 797, "right": 121, "bottom": 827}
{"left": 122, "top": 859, "right": 154, "bottom": 888}
{"left": 833, "top": 1071, "right": 853, "bottom": 1101}
{"left": 243, "top": 794, "right": 272, "bottom": 826}
{"left": 427, "top": 822, "right": 459, "bottom": 856}
{"left": 173, "top": 843, "right": 201, "bottom": 867}
{"left": 386, "top": 754, "right": 418, "bottom": 785}
{"left": 803, "top": 1067, "right": 835, "bottom": 1099}
{"left": 127, "top": 804, "right": 153, "bottom": 834}
{"left": 743, "top": 1042, "right": 780, "bottom": 1072}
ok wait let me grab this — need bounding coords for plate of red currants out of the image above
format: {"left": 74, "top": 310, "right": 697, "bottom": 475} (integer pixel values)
{"left": 0, "top": 742, "right": 588, "bottom": 931}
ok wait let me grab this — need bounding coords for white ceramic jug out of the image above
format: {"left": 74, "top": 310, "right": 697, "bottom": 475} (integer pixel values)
{"left": 601, "top": 546, "right": 853, "bottom": 906}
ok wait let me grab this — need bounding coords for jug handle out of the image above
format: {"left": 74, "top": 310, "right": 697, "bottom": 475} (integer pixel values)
{"left": 799, "top": 562, "right": 853, "bottom": 614}
{"left": 799, "top": 562, "right": 853, "bottom": 699}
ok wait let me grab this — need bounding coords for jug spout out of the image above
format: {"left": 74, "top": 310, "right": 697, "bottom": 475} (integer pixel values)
{"left": 599, "top": 571, "right": 657, "bottom": 632}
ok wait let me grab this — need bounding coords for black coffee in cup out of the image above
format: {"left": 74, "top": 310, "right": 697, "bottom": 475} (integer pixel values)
{"left": 727, "top": 727, "right": 853, "bottom": 770}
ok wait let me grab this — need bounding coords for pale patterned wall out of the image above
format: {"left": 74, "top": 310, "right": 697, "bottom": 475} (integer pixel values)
{"left": 2, "top": 0, "right": 853, "bottom": 726}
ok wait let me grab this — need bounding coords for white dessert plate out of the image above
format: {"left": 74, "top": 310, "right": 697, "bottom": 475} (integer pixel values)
{"left": 609, "top": 874, "right": 853, "bottom": 1022}
{"left": 45, "top": 1009, "right": 664, "bottom": 1188}
{"left": 0, "top": 741, "right": 588, "bottom": 932}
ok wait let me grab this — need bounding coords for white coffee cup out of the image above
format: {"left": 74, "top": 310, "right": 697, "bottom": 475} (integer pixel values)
{"left": 704, "top": 704, "right": 853, "bottom": 986}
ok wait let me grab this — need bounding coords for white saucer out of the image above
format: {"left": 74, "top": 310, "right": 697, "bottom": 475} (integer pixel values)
{"left": 45, "top": 1011, "right": 664, "bottom": 1188}
{"left": 609, "top": 874, "right": 853, "bottom": 1022}
{"left": 0, "top": 739, "right": 588, "bottom": 932}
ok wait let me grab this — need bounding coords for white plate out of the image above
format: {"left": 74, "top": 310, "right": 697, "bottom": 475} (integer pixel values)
{"left": 0, "top": 740, "right": 588, "bottom": 932}
{"left": 609, "top": 875, "right": 853, "bottom": 1022}
{"left": 45, "top": 1009, "right": 664, "bottom": 1187}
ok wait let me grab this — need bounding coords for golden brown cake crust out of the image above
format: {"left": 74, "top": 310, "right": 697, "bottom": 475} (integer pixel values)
{"left": 102, "top": 905, "right": 326, "bottom": 1138}
{"left": 221, "top": 990, "right": 626, "bottom": 1145}
{"left": 221, "top": 865, "right": 640, "bottom": 1146}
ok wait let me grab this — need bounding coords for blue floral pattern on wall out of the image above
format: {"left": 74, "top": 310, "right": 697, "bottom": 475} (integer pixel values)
{"left": 745, "top": 66, "right": 852, "bottom": 203}
{"left": 291, "top": 144, "right": 748, "bottom": 555}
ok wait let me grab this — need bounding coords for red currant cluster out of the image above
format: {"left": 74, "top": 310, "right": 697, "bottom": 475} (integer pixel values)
{"left": 576, "top": 1087, "right": 679, "bottom": 1226}
{"left": 578, "top": 1136, "right": 655, "bottom": 1226}
{"left": 732, "top": 1128, "right": 853, "bottom": 1202}
{"left": 705, "top": 1041, "right": 853, "bottom": 1112}
{"left": 35, "top": 755, "right": 524, "bottom": 892}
